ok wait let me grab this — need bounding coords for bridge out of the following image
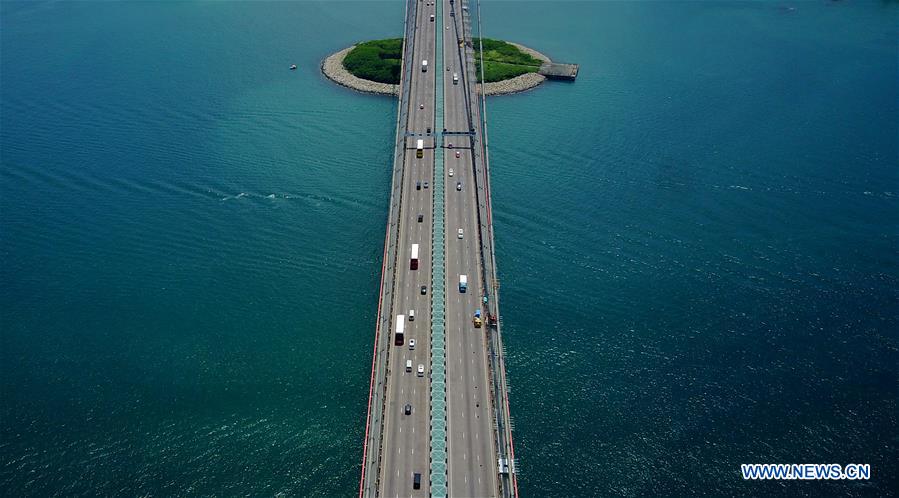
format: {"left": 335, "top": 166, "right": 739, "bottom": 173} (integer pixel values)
{"left": 358, "top": 0, "right": 517, "bottom": 497}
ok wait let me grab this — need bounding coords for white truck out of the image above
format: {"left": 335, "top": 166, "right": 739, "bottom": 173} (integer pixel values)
{"left": 410, "top": 243, "right": 420, "bottom": 270}
{"left": 395, "top": 314, "right": 406, "bottom": 345}
{"left": 459, "top": 274, "right": 468, "bottom": 293}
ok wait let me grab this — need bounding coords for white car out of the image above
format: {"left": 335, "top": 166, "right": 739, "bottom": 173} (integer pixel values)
{"left": 448, "top": 168, "right": 454, "bottom": 177}
{"left": 409, "top": 339, "right": 416, "bottom": 350}
{"left": 455, "top": 151, "right": 461, "bottom": 158}
{"left": 417, "top": 364, "right": 425, "bottom": 377}
{"left": 458, "top": 229, "right": 464, "bottom": 239}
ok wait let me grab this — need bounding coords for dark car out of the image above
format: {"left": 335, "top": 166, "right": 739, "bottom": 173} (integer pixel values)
{"left": 427, "top": 127, "right": 431, "bottom": 134}
{"left": 413, "top": 473, "right": 422, "bottom": 489}
{"left": 456, "top": 182, "right": 462, "bottom": 191}
{"left": 420, "top": 285, "right": 427, "bottom": 295}
{"left": 416, "top": 181, "right": 421, "bottom": 190}
{"left": 404, "top": 403, "right": 412, "bottom": 415}
{"left": 418, "top": 214, "right": 424, "bottom": 222}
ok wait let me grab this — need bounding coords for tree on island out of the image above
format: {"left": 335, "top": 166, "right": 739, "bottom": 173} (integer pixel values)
{"left": 342, "top": 38, "right": 543, "bottom": 84}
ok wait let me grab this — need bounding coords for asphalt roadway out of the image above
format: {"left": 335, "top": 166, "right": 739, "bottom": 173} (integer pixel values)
{"left": 440, "top": 0, "right": 498, "bottom": 496}
{"left": 377, "top": 0, "right": 436, "bottom": 496}
{"left": 376, "top": 0, "right": 499, "bottom": 496}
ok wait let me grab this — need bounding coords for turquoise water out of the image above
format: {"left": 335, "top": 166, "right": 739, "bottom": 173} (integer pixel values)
{"left": 2, "top": 1, "right": 896, "bottom": 496}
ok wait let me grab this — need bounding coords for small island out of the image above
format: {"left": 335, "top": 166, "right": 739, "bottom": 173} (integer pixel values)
{"left": 322, "top": 37, "right": 574, "bottom": 96}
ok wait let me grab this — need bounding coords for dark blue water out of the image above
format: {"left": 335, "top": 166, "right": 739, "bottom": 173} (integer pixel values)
{"left": 2, "top": 1, "right": 897, "bottom": 496}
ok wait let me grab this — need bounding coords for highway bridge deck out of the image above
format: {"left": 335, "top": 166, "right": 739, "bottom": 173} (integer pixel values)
{"left": 359, "top": 1, "right": 517, "bottom": 496}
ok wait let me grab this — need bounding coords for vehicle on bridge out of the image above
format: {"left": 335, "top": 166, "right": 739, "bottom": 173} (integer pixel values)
{"left": 410, "top": 243, "right": 420, "bottom": 270}
{"left": 474, "top": 309, "right": 483, "bottom": 328}
{"left": 395, "top": 315, "right": 405, "bottom": 346}
{"left": 459, "top": 274, "right": 468, "bottom": 293}
{"left": 421, "top": 59, "right": 428, "bottom": 72}
{"left": 416, "top": 139, "right": 424, "bottom": 158}
{"left": 453, "top": 72, "right": 458, "bottom": 85}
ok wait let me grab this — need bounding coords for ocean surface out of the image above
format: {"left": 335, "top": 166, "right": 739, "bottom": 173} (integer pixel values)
{"left": 1, "top": 1, "right": 896, "bottom": 496}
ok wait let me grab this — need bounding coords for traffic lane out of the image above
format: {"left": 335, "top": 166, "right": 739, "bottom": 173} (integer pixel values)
{"left": 449, "top": 213, "right": 485, "bottom": 497}
{"left": 443, "top": 38, "right": 499, "bottom": 498}
{"left": 444, "top": 101, "right": 488, "bottom": 496}
{"left": 440, "top": 20, "right": 475, "bottom": 496}
{"left": 381, "top": 46, "right": 435, "bottom": 498}
{"left": 401, "top": 6, "right": 438, "bottom": 491}
{"left": 381, "top": 150, "right": 433, "bottom": 496}
{"left": 442, "top": 141, "right": 469, "bottom": 496}
{"left": 455, "top": 78, "right": 499, "bottom": 495}
{"left": 381, "top": 0, "right": 436, "bottom": 493}
{"left": 449, "top": 6, "right": 500, "bottom": 495}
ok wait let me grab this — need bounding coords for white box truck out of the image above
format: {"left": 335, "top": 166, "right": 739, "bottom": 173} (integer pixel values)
{"left": 395, "top": 315, "right": 406, "bottom": 345}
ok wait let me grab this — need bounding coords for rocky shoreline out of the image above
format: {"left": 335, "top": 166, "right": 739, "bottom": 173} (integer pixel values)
{"left": 321, "top": 41, "right": 553, "bottom": 97}
{"left": 321, "top": 46, "right": 399, "bottom": 96}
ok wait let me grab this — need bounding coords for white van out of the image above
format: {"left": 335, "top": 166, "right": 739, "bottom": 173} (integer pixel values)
{"left": 458, "top": 228, "right": 464, "bottom": 239}
{"left": 406, "top": 360, "right": 413, "bottom": 373}
{"left": 409, "top": 309, "right": 415, "bottom": 321}
{"left": 453, "top": 73, "right": 459, "bottom": 85}
{"left": 417, "top": 364, "right": 425, "bottom": 377}
{"left": 429, "top": 14, "right": 434, "bottom": 22}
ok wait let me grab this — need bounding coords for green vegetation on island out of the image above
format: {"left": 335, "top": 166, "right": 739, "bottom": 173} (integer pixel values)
{"left": 342, "top": 37, "right": 545, "bottom": 85}
{"left": 343, "top": 38, "right": 404, "bottom": 84}
{"left": 471, "top": 38, "right": 542, "bottom": 83}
